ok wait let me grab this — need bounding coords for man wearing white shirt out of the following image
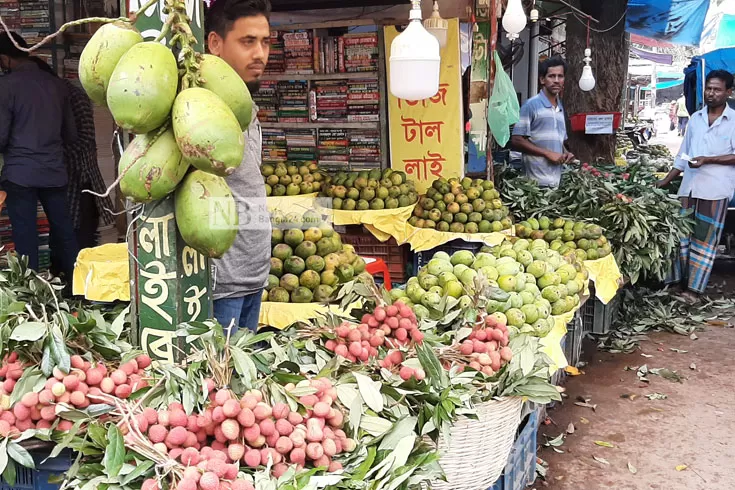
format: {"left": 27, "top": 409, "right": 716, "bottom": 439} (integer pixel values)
{"left": 657, "top": 70, "right": 735, "bottom": 301}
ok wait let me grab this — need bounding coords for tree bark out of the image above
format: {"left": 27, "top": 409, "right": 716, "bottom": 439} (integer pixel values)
{"left": 564, "top": 0, "right": 628, "bottom": 163}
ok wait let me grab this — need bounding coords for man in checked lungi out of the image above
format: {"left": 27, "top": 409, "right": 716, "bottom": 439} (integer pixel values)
{"left": 657, "top": 70, "right": 735, "bottom": 303}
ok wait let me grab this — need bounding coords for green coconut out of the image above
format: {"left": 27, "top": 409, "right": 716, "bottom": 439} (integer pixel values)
{"left": 106, "top": 42, "right": 178, "bottom": 134}
{"left": 78, "top": 22, "right": 143, "bottom": 106}
{"left": 119, "top": 127, "right": 189, "bottom": 203}
{"left": 199, "top": 54, "right": 253, "bottom": 130}
{"left": 172, "top": 87, "right": 245, "bottom": 176}
{"left": 175, "top": 170, "right": 238, "bottom": 258}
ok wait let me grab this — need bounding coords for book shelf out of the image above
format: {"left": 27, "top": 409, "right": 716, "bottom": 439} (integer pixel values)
{"left": 255, "top": 23, "right": 389, "bottom": 170}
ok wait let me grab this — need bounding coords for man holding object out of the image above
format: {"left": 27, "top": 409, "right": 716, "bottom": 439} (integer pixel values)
{"left": 656, "top": 70, "right": 735, "bottom": 301}
{"left": 205, "top": 0, "right": 272, "bottom": 333}
{"left": 511, "top": 56, "right": 574, "bottom": 188}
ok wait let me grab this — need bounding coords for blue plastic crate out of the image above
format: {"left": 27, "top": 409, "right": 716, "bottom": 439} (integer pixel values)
{"left": 412, "top": 239, "right": 484, "bottom": 273}
{"left": 488, "top": 407, "right": 539, "bottom": 490}
{"left": 0, "top": 450, "right": 73, "bottom": 490}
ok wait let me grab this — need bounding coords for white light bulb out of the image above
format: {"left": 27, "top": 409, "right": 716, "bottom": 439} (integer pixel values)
{"left": 390, "top": 0, "right": 441, "bottom": 101}
{"left": 502, "top": 0, "right": 527, "bottom": 40}
{"left": 579, "top": 65, "right": 596, "bottom": 91}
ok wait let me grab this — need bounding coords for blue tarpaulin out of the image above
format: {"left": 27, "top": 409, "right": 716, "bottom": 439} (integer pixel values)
{"left": 683, "top": 47, "right": 735, "bottom": 110}
{"left": 626, "top": 0, "right": 712, "bottom": 46}
{"left": 641, "top": 79, "right": 685, "bottom": 91}
{"left": 715, "top": 14, "right": 735, "bottom": 48}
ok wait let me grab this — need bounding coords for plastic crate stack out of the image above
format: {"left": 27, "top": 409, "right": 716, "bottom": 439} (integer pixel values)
{"left": 488, "top": 405, "right": 539, "bottom": 490}
{"left": 0, "top": 199, "right": 51, "bottom": 272}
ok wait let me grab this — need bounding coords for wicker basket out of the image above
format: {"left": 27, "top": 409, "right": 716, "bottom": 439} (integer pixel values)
{"left": 430, "top": 397, "right": 524, "bottom": 490}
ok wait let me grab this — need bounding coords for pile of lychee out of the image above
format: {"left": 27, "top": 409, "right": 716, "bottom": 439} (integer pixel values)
{"left": 0, "top": 353, "right": 150, "bottom": 436}
{"left": 324, "top": 301, "right": 423, "bottom": 364}
{"left": 454, "top": 315, "right": 513, "bottom": 377}
{"left": 378, "top": 350, "right": 426, "bottom": 382}
{"left": 135, "top": 377, "right": 355, "bottom": 490}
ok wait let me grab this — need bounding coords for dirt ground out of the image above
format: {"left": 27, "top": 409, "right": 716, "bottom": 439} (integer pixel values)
{"left": 536, "top": 269, "right": 735, "bottom": 489}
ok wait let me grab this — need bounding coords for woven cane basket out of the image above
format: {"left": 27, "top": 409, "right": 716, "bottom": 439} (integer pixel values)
{"left": 430, "top": 396, "right": 523, "bottom": 490}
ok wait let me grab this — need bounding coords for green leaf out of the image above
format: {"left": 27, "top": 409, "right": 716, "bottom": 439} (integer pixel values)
{"left": 7, "top": 442, "right": 34, "bottom": 469}
{"left": 360, "top": 415, "right": 392, "bottom": 437}
{"left": 9, "top": 369, "right": 45, "bottom": 407}
{"left": 103, "top": 425, "right": 124, "bottom": 477}
{"left": 119, "top": 460, "right": 154, "bottom": 485}
{"left": 2, "top": 459, "right": 16, "bottom": 487}
{"left": 0, "top": 439, "right": 8, "bottom": 476}
{"left": 109, "top": 305, "right": 130, "bottom": 338}
{"left": 378, "top": 416, "right": 417, "bottom": 452}
{"left": 354, "top": 373, "right": 383, "bottom": 413}
{"left": 87, "top": 423, "right": 108, "bottom": 448}
{"left": 10, "top": 322, "right": 46, "bottom": 342}
{"left": 594, "top": 440, "right": 615, "bottom": 448}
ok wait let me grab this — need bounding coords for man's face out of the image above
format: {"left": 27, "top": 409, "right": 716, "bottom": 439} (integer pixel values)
{"left": 540, "top": 66, "right": 565, "bottom": 96}
{"left": 208, "top": 14, "right": 270, "bottom": 93}
{"left": 704, "top": 78, "right": 732, "bottom": 108}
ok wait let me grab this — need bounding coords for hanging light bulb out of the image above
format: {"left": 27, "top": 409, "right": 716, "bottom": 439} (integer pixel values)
{"left": 424, "top": 0, "right": 449, "bottom": 49}
{"left": 390, "top": 0, "right": 441, "bottom": 101}
{"left": 502, "top": 0, "right": 527, "bottom": 40}
{"left": 579, "top": 48, "right": 596, "bottom": 91}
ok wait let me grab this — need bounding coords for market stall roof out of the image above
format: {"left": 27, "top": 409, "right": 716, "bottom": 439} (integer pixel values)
{"left": 270, "top": 0, "right": 405, "bottom": 10}
{"left": 626, "top": 0, "right": 712, "bottom": 46}
{"left": 630, "top": 33, "right": 674, "bottom": 48}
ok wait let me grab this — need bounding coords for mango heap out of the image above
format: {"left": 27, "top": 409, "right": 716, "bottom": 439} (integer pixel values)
{"left": 78, "top": 21, "right": 251, "bottom": 259}
{"left": 411, "top": 177, "right": 512, "bottom": 233}
{"left": 261, "top": 162, "right": 326, "bottom": 196}
{"left": 321, "top": 168, "right": 419, "bottom": 210}
{"left": 393, "top": 240, "right": 586, "bottom": 337}
{"left": 266, "top": 211, "right": 366, "bottom": 304}
{"left": 514, "top": 217, "right": 611, "bottom": 261}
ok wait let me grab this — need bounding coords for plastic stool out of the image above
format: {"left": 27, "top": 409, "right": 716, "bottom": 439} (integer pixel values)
{"left": 364, "top": 257, "right": 392, "bottom": 291}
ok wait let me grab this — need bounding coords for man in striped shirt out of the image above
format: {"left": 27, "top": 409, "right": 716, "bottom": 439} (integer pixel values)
{"left": 511, "top": 56, "right": 574, "bottom": 188}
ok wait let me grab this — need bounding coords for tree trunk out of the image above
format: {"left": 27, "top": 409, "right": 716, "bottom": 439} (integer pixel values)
{"left": 565, "top": 0, "right": 628, "bottom": 163}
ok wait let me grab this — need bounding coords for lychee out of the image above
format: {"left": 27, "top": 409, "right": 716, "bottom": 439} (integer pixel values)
{"left": 148, "top": 424, "right": 168, "bottom": 443}
{"left": 221, "top": 419, "right": 240, "bottom": 441}
{"left": 114, "top": 384, "right": 132, "bottom": 399}
{"left": 176, "top": 478, "right": 197, "bottom": 490}
{"left": 275, "top": 418, "right": 294, "bottom": 436}
{"left": 136, "top": 354, "right": 152, "bottom": 369}
{"left": 227, "top": 443, "right": 245, "bottom": 462}
{"left": 236, "top": 407, "right": 255, "bottom": 428}
{"left": 169, "top": 409, "right": 188, "bottom": 428}
{"left": 243, "top": 449, "right": 261, "bottom": 468}
{"left": 258, "top": 418, "right": 276, "bottom": 437}
{"left": 21, "top": 392, "right": 39, "bottom": 408}
{"left": 99, "top": 378, "right": 115, "bottom": 394}
{"left": 110, "top": 370, "right": 127, "bottom": 385}
{"left": 252, "top": 403, "right": 272, "bottom": 420}
{"left": 214, "top": 389, "right": 231, "bottom": 406}
{"left": 198, "top": 472, "right": 220, "bottom": 490}
{"left": 51, "top": 382, "right": 66, "bottom": 397}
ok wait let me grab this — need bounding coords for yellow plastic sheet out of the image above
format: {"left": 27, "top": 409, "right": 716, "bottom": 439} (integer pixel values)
{"left": 541, "top": 309, "right": 578, "bottom": 374}
{"left": 266, "top": 194, "right": 320, "bottom": 214}
{"left": 395, "top": 224, "right": 510, "bottom": 252}
{"left": 330, "top": 205, "right": 415, "bottom": 230}
{"left": 583, "top": 254, "right": 623, "bottom": 305}
{"left": 259, "top": 300, "right": 362, "bottom": 330}
{"left": 72, "top": 243, "right": 130, "bottom": 302}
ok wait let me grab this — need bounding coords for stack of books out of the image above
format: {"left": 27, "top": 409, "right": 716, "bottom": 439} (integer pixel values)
{"left": 253, "top": 80, "right": 279, "bottom": 122}
{"left": 19, "top": 0, "right": 50, "bottom": 45}
{"left": 276, "top": 80, "right": 309, "bottom": 123}
{"left": 349, "top": 130, "right": 381, "bottom": 166}
{"left": 311, "top": 80, "right": 347, "bottom": 122}
{"left": 282, "top": 31, "right": 313, "bottom": 75}
{"left": 0, "top": 1, "right": 20, "bottom": 31}
{"left": 347, "top": 79, "right": 380, "bottom": 122}
{"left": 262, "top": 128, "right": 287, "bottom": 164}
{"left": 285, "top": 129, "right": 317, "bottom": 163}
{"left": 265, "top": 31, "right": 285, "bottom": 74}
{"left": 317, "top": 129, "right": 350, "bottom": 166}
{"left": 342, "top": 33, "right": 379, "bottom": 73}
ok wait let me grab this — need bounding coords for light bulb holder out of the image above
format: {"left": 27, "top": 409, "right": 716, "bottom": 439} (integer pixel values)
{"left": 530, "top": 9, "right": 539, "bottom": 22}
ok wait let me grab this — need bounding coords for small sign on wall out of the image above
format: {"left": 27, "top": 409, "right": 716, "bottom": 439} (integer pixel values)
{"left": 585, "top": 114, "right": 615, "bottom": 134}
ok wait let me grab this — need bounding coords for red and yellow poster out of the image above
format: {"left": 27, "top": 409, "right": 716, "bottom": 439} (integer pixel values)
{"left": 384, "top": 18, "right": 464, "bottom": 194}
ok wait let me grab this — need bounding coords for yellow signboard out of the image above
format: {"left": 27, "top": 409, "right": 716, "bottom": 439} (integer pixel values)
{"left": 384, "top": 19, "right": 464, "bottom": 194}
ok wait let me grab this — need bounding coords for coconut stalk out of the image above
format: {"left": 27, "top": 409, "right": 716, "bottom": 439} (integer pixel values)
{"left": 163, "top": 0, "right": 202, "bottom": 90}
{"left": 0, "top": 0, "right": 160, "bottom": 52}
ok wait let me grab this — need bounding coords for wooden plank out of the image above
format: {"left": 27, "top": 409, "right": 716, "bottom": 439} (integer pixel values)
{"left": 261, "top": 121, "right": 379, "bottom": 130}
{"left": 377, "top": 27, "right": 389, "bottom": 171}
{"left": 261, "top": 71, "right": 378, "bottom": 82}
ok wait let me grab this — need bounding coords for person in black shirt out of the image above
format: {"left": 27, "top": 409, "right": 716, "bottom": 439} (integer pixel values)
{"left": 0, "top": 32, "right": 79, "bottom": 281}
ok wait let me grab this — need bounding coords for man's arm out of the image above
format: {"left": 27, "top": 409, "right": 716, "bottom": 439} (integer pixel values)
{"left": 689, "top": 154, "right": 735, "bottom": 166}
{"left": 61, "top": 87, "right": 78, "bottom": 145}
{"left": 657, "top": 128, "right": 690, "bottom": 187}
{"left": 510, "top": 135, "right": 564, "bottom": 164}
{"left": 0, "top": 87, "right": 11, "bottom": 153}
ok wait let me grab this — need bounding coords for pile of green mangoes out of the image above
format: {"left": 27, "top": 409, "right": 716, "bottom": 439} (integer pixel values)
{"left": 262, "top": 162, "right": 326, "bottom": 196}
{"left": 321, "top": 168, "right": 419, "bottom": 210}
{"left": 409, "top": 177, "right": 512, "bottom": 233}
{"left": 266, "top": 211, "right": 366, "bottom": 303}
{"left": 515, "top": 216, "right": 611, "bottom": 261}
